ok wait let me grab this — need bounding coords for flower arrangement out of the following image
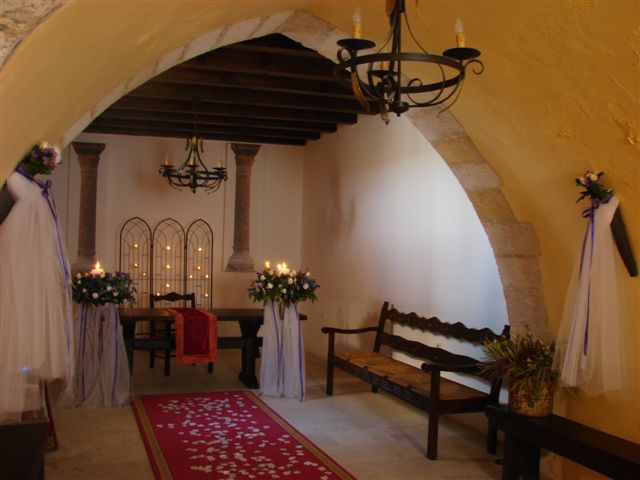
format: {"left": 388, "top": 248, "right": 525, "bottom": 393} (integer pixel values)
{"left": 20, "top": 143, "right": 62, "bottom": 175}
{"left": 576, "top": 171, "right": 613, "bottom": 205}
{"left": 72, "top": 269, "right": 136, "bottom": 306}
{"left": 480, "top": 332, "right": 558, "bottom": 413}
{"left": 248, "top": 262, "right": 319, "bottom": 307}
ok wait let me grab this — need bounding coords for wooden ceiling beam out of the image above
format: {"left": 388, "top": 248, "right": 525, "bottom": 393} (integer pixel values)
{"left": 102, "top": 108, "right": 337, "bottom": 133}
{"left": 83, "top": 126, "right": 307, "bottom": 146}
{"left": 110, "top": 97, "right": 357, "bottom": 124}
{"left": 89, "top": 117, "right": 321, "bottom": 140}
{"left": 130, "top": 82, "right": 366, "bottom": 114}
{"left": 154, "top": 67, "right": 354, "bottom": 99}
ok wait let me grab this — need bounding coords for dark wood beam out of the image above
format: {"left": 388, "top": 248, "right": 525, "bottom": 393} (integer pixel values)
{"left": 130, "top": 82, "right": 366, "bottom": 114}
{"left": 102, "top": 108, "right": 337, "bottom": 133}
{"left": 88, "top": 117, "right": 321, "bottom": 140}
{"left": 154, "top": 67, "right": 354, "bottom": 99}
{"left": 112, "top": 94, "right": 360, "bottom": 124}
{"left": 83, "top": 126, "right": 306, "bottom": 146}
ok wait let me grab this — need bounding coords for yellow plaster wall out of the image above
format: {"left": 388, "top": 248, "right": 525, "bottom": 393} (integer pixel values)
{"left": 1, "top": 1, "right": 638, "bottom": 477}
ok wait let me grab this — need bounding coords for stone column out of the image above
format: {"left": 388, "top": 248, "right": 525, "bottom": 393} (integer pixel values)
{"left": 226, "top": 143, "right": 260, "bottom": 271}
{"left": 71, "top": 142, "right": 105, "bottom": 273}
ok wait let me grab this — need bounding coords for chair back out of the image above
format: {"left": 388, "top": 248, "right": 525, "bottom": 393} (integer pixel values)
{"left": 150, "top": 291, "right": 196, "bottom": 308}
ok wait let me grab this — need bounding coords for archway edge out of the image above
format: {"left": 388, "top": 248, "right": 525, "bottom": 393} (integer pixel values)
{"left": 0, "top": 6, "right": 548, "bottom": 336}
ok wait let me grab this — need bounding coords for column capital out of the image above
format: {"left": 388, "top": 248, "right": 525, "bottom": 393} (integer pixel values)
{"left": 72, "top": 142, "right": 105, "bottom": 159}
{"left": 230, "top": 143, "right": 261, "bottom": 159}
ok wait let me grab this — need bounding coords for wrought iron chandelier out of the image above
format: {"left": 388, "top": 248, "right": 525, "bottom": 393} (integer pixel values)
{"left": 334, "top": 0, "right": 484, "bottom": 123}
{"left": 158, "top": 103, "right": 227, "bottom": 194}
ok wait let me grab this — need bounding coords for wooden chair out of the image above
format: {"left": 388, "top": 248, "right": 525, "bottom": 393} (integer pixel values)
{"left": 148, "top": 292, "right": 213, "bottom": 376}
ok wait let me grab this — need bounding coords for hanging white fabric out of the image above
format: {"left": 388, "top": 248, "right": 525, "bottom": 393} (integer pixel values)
{"left": 0, "top": 171, "right": 73, "bottom": 423}
{"left": 259, "top": 301, "right": 306, "bottom": 400}
{"left": 68, "top": 303, "right": 130, "bottom": 406}
{"left": 259, "top": 300, "right": 283, "bottom": 397}
{"left": 555, "top": 196, "right": 623, "bottom": 395}
{"left": 282, "top": 303, "right": 305, "bottom": 400}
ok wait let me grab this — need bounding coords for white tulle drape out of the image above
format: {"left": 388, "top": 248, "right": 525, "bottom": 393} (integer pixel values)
{"left": 259, "top": 301, "right": 305, "bottom": 400}
{"left": 282, "top": 303, "right": 305, "bottom": 400}
{"left": 68, "top": 304, "right": 130, "bottom": 406}
{"left": 555, "top": 196, "right": 623, "bottom": 395}
{"left": 0, "top": 171, "right": 73, "bottom": 423}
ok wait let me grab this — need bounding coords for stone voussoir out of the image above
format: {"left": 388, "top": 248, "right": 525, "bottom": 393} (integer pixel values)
{"left": 468, "top": 189, "right": 515, "bottom": 222}
{"left": 495, "top": 255, "right": 544, "bottom": 289}
{"left": 431, "top": 136, "right": 487, "bottom": 166}
{"left": 502, "top": 286, "right": 551, "bottom": 341}
{"left": 450, "top": 162, "right": 502, "bottom": 192}
{"left": 484, "top": 221, "right": 541, "bottom": 257}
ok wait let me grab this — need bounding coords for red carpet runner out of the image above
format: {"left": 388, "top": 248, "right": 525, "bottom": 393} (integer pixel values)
{"left": 131, "top": 391, "right": 356, "bottom": 480}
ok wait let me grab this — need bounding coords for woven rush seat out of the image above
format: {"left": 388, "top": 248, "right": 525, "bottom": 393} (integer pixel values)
{"left": 336, "top": 351, "right": 487, "bottom": 401}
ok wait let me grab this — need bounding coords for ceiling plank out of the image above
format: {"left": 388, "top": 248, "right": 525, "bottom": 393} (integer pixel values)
{"left": 89, "top": 117, "right": 321, "bottom": 140}
{"left": 110, "top": 97, "right": 357, "bottom": 124}
{"left": 130, "top": 82, "right": 367, "bottom": 114}
{"left": 102, "top": 108, "right": 337, "bottom": 133}
{"left": 183, "top": 47, "right": 339, "bottom": 81}
{"left": 83, "top": 126, "right": 307, "bottom": 146}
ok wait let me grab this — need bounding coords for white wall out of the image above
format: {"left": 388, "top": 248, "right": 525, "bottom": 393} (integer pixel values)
{"left": 301, "top": 115, "right": 508, "bottom": 388}
{"left": 51, "top": 133, "right": 304, "bottom": 316}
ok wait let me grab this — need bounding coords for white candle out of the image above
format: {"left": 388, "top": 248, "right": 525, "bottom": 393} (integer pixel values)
{"left": 90, "top": 261, "right": 104, "bottom": 275}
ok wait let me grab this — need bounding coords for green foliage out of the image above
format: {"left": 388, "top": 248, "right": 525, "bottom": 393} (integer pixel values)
{"left": 72, "top": 271, "right": 136, "bottom": 306}
{"left": 481, "top": 331, "right": 558, "bottom": 403}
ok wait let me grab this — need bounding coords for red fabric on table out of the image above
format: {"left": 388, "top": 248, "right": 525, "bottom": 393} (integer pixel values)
{"left": 165, "top": 308, "right": 217, "bottom": 365}
{"left": 131, "top": 391, "right": 356, "bottom": 480}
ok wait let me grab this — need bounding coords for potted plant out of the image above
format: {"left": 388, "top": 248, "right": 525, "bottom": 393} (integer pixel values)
{"left": 481, "top": 332, "right": 559, "bottom": 416}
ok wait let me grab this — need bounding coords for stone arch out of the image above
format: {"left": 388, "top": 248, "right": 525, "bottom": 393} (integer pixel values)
{"left": 5, "top": 8, "right": 547, "bottom": 337}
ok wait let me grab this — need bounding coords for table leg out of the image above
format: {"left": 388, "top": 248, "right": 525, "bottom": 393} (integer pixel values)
{"left": 503, "top": 433, "right": 540, "bottom": 480}
{"left": 121, "top": 321, "right": 136, "bottom": 374}
{"left": 238, "top": 318, "right": 261, "bottom": 389}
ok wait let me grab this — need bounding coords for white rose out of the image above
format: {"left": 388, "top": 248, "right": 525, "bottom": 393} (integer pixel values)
{"left": 92, "top": 292, "right": 99, "bottom": 299}
{"left": 260, "top": 275, "right": 266, "bottom": 281}
{"left": 267, "top": 282, "right": 273, "bottom": 289}
{"left": 76, "top": 279, "right": 82, "bottom": 284}
{"left": 303, "top": 283, "right": 309, "bottom": 290}
{"left": 306, "top": 271, "right": 311, "bottom": 277}
{"left": 106, "top": 285, "right": 112, "bottom": 291}
{"left": 287, "top": 278, "right": 293, "bottom": 284}
{"left": 282, "top": 288, "right": 287, "bottom": 293}
{"left": 75, "top": 273, "right": 82, "bottom": 279}
{"left": 588, "top": 173, "right": 599, "bottom": 182}
{"left": 289, "top": 271, "right": 295, "bottom": 277}
{"left": 100, "top": 273, "right": 106, "bottom": 279}
{"left": 113, "top": 291, "right": 119, "bottom": 297}
{"left": 82, "top": 288, "right": 87, "bottom": 293}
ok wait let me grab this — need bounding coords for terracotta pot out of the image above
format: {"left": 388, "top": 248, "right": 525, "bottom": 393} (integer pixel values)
{"left": 508, "top": 385, "right": 554, "bottom": 417}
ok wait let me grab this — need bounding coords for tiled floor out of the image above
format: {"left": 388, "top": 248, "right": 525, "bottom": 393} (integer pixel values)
{"left": 45, "top": 349, "right": 502, "bottom": 479}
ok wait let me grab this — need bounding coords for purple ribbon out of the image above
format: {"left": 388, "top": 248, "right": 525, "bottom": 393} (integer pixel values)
{"left": 578, "top": 205, "right": 597, "bottom": 355}
{"left": 271, "top": 301, "right": 283, "bottom": 393}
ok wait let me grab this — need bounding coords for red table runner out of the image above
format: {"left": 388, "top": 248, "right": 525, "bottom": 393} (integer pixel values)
{"left": 166, "top": 308, "right": 217, "bottom": 364}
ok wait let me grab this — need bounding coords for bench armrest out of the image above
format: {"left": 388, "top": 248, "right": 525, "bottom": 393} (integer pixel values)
{"left": 420, "top": 361, "right": 481, "bottom": 375}
{"left": 321, "top": 326, "right": 378, "bottom": 335}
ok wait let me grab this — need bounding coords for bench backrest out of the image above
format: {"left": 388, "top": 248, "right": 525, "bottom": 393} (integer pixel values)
{"left": 373, "top": 301, "right": 509, "bottom": 375}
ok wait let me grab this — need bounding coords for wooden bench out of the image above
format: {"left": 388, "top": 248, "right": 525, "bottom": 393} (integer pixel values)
{"left": 486, "top": 404, "right": 640, "bottom": 479}
{"left": 321, "top": 301, "right": 509, "bottom": 460}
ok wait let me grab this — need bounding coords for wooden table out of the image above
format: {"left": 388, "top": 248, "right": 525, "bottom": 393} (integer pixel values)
{"left": 486, "top": 404, "right": 640, "bottom": 479}
{"left": 118, "top": 307, "right": 306, "bottom": 389}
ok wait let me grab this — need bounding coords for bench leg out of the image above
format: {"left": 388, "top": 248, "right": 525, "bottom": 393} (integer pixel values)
{"left": 371, "top": 386, "right": 378, "bottom": 393}
{"left": 207, "top": 362, "right": 214, "bottom": 373}
{"left": 149, "top": 351, "right": 155, "bottom": 368}
{"left": 326, "top": 356, "right": 334, "bottom": 395}
{"left": 426, "top": 410, "right": 439, "bottom": 460}
{"left": 487, "top": 422, "right": 498, "bottom": 455}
